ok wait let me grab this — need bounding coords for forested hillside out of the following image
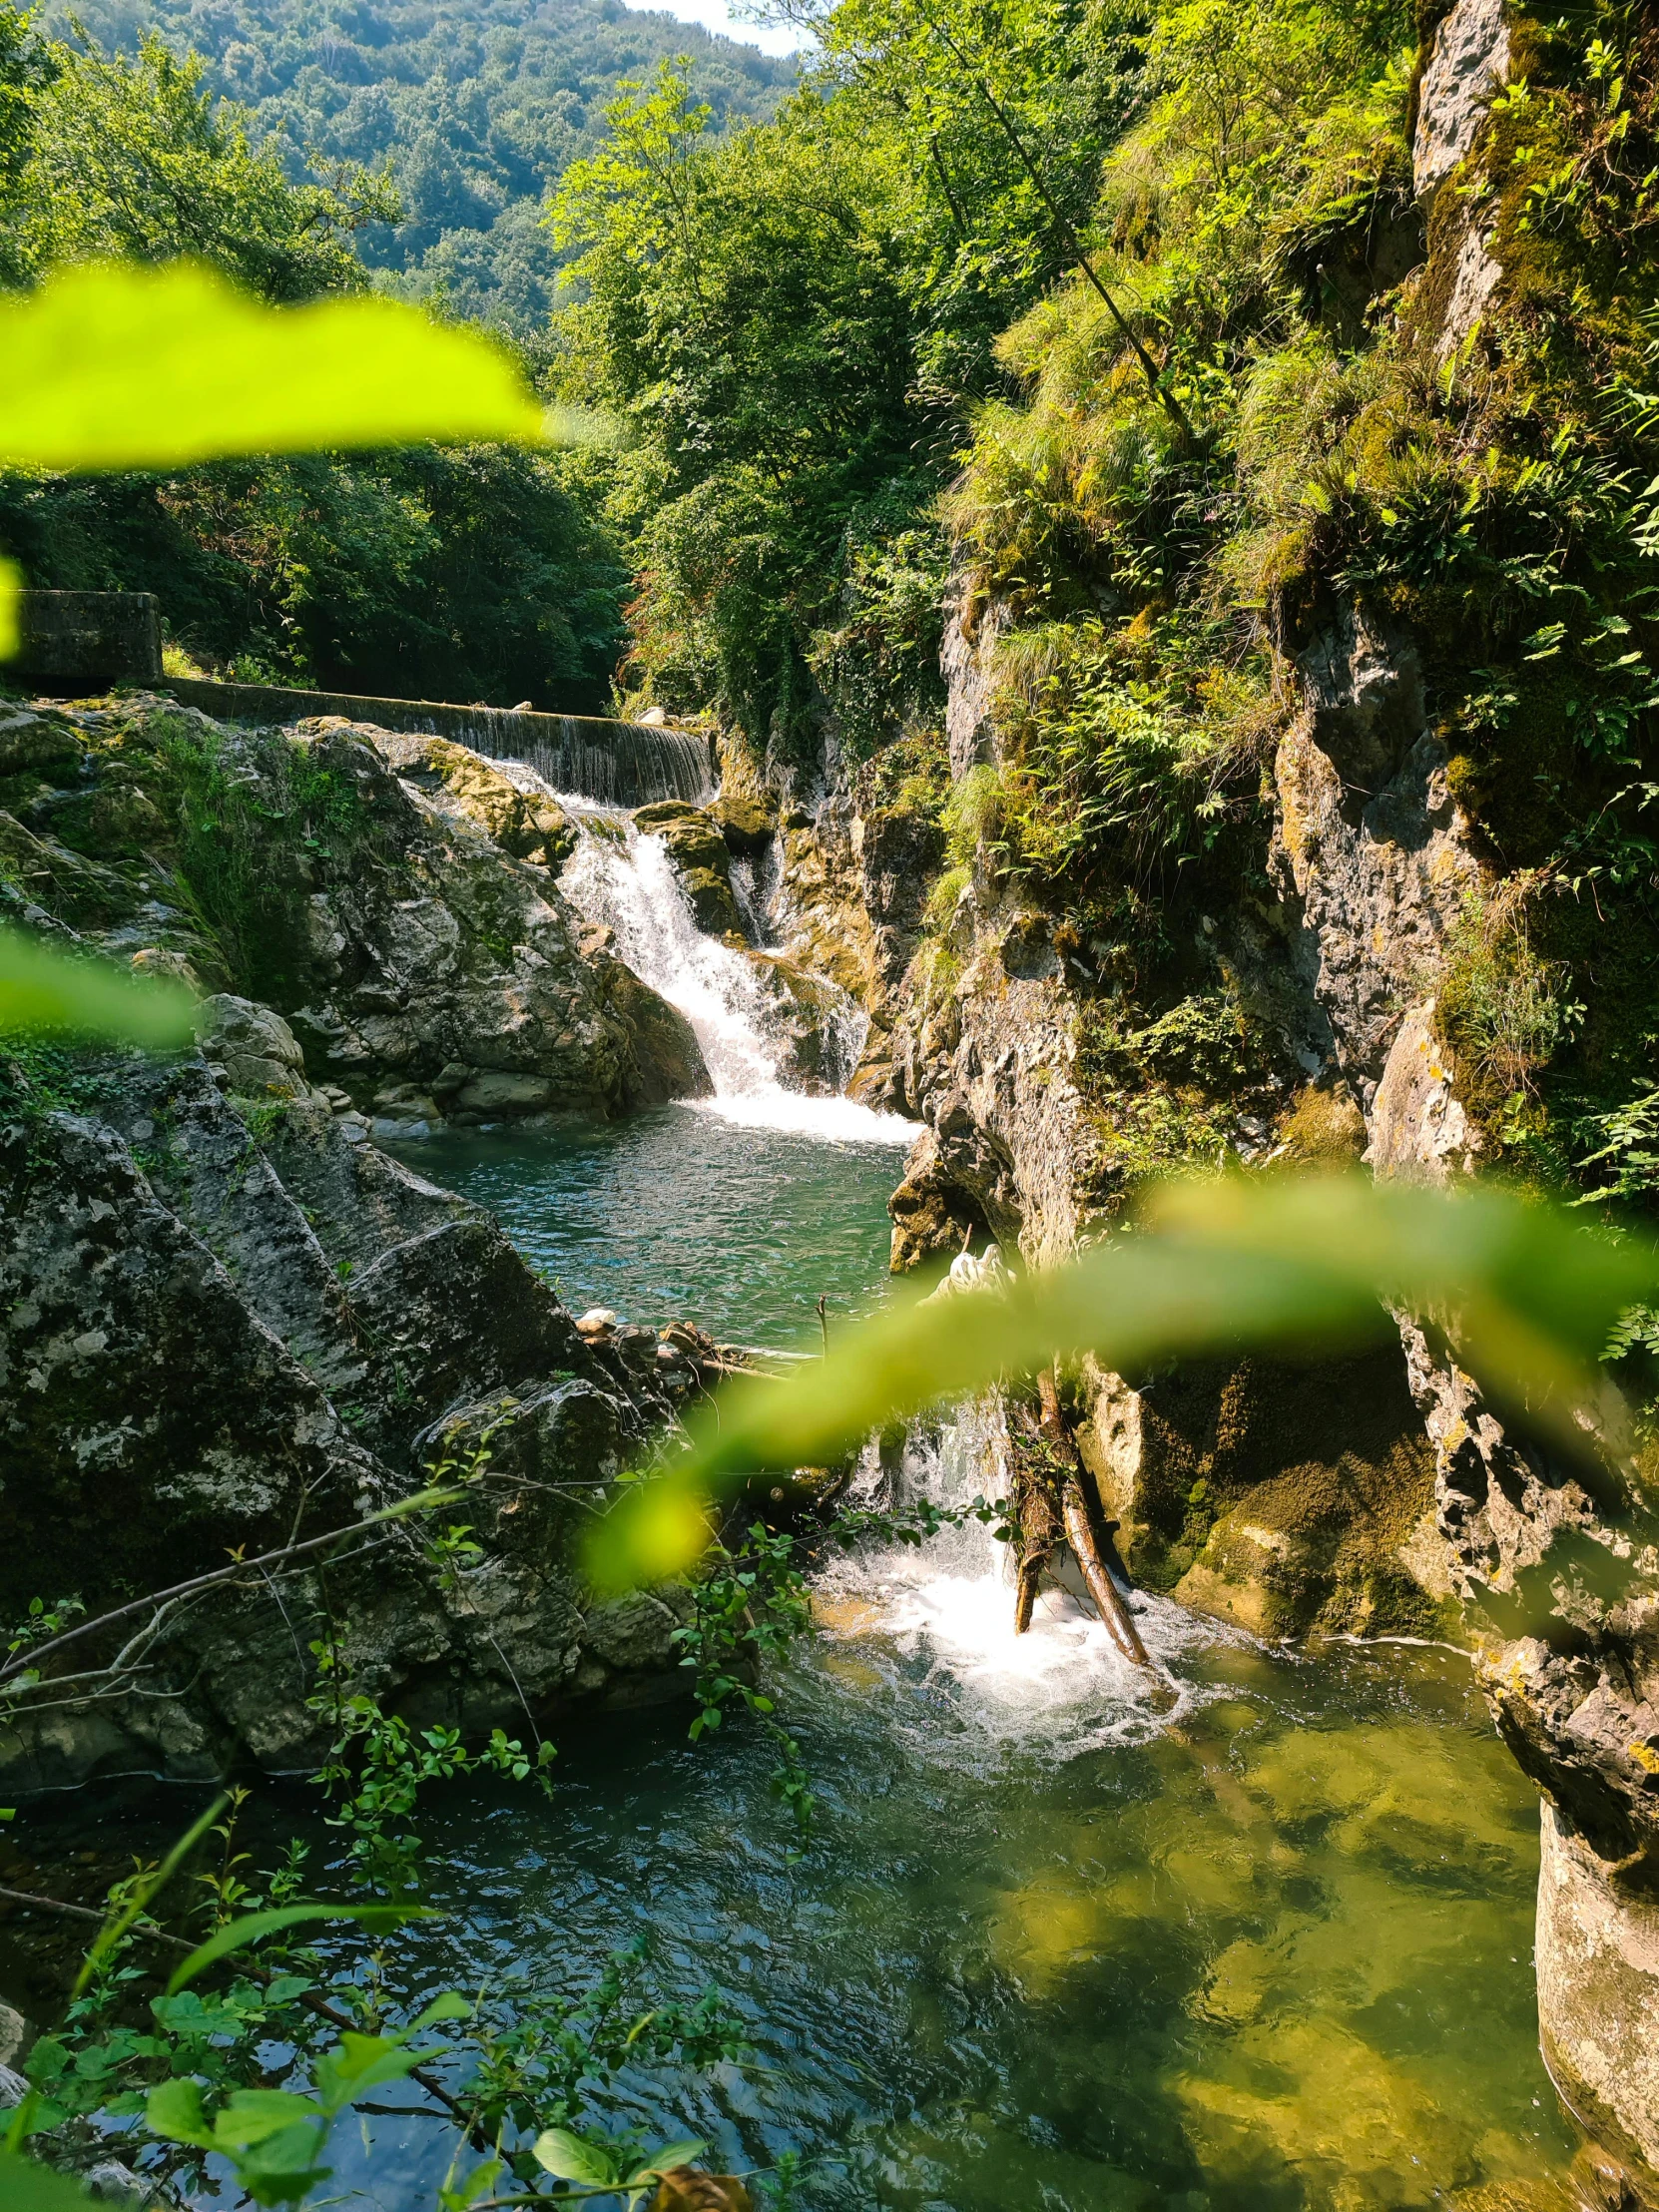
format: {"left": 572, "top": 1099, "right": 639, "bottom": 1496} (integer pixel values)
{"left": 47, "top": 0, "right": 794, "bottom": 330}
{"left": 0, "top": 1, "right": 642, "bottom": 705}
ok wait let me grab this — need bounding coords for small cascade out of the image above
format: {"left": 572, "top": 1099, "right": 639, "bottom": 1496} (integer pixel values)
{"left": 554, "top": 801, "right": 916, "bottom": 1145}
{"left": 728, "top": 838, "right": 782, "bottom": 946}
{"left": 816, "top": 1402, "right": 1234, "bottom": 1756}
{"left": 468, "top": 714, "right": 714, "bottom": 808}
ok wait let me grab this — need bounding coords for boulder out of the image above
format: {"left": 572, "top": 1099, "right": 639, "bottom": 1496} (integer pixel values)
{"left": 0, "top": 1047, "right": 700, "bottom": 1790}
{"left": 368, "top": 728, "right": 574, "bottom": 866}
{"left": 633, "top": 801, "right": 747, "bottom": 940}
{"left": 199, "top": 993, "right": 316, "bottom": 1103}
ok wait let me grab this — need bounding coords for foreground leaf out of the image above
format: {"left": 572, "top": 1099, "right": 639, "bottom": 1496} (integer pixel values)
{"left": 167, "top": 1902, "right": 438, "bottom": 1993}
{"left": 144, "top": 2075, "right": 213, "bottom": 2149}
{"left": 312, "top": 2029, "right": 435, "bottom": 2109}
{"left": 0, "top": 925, "right": 197, "bottom": 1045}
{"left": 0, "top": 2150, "right": 103, "bottom": 2208}
{"left": 0, "top": 261, "right": 545, "bottom": 472}
{"left": 532, "top": 2128, "right": 620, "bottom": 2186}
{"left": 586, "top": 1171, "right": 1659, "bottom": 1591}
{"left": 0, "top": 557, "right": 18, "bottom": 661}
{"left": 628, "top": 2138, "right": 709, "bottom": 2182}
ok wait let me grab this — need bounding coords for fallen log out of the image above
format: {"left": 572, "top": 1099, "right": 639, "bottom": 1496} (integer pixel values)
{"left": 1060, "top": 1475, "right": 1152, "bottom": 1668}
{"left": 1037, "top": 1370, "right": 1153, "bottom": 1670}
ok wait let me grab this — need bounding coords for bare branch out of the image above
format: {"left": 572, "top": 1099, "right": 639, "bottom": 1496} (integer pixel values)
{"left": 1, "top": 1490, "right": 459, "bottom": 1690}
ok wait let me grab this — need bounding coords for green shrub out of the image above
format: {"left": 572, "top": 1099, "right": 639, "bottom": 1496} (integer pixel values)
{"left": 1434, "top": 885, "right": 1582, "bottom": 1112}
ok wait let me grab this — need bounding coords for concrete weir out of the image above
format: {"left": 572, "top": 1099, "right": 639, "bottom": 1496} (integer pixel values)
{"left": 161, "top": 676, "right": 717, "bottom": 809}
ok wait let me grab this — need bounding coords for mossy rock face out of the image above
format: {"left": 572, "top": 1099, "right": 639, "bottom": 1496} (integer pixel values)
{"left": 1107, "top": 1346, "right": 1454, "bottom": 1639}
{"left": 374, "top": 729, "right": 573, "bottom": 867}
{"left": 679, "top": 863, "right": 746, "bottom": 940}
{"left": 746, "top": 949, "right": 856, "bottom": 1093}
{"left": 0, "top": 1054, "right": 698, "bottom": 1789}
{"left": 708, "top": 789, "right": 776, "bottom": 853}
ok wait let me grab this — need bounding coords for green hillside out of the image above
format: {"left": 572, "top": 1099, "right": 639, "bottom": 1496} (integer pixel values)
{"left": 48, "top": 0, "right": 796, "bottom": 331}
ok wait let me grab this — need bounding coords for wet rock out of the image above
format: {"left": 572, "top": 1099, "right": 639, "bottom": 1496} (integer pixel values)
{"left": 599, "top": 960, "right": 711, "bottom": 1103}
{"left": 1536, "top": 1802, "right": 1659, "bottom": 2193}
{"left": 368, "top": 728, "right": 574, "bottom": 866}
{"left": 745, "top": 949, "right": 861, "bottom": 1094}
{"left": 708, "top": 788, "right": 776, "bottom": 854}
{"left": 633, "top": 800, "right": 747, "bottom": 941}
{"left": 1071, "top": 1346, "right": 1450, "bottom": 1637}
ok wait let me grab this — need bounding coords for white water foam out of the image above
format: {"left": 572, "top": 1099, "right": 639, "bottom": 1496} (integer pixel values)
{"left": 553, "top": 800, "right": 919, "bottom": 1148}
{"left": 815, "top": 1401, "right": 1243, "bottom": 1762}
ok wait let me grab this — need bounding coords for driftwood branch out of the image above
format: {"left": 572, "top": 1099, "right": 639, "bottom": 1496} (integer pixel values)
{"left": 1036, "top": 1372, "right": 1152, "bottom": 1670}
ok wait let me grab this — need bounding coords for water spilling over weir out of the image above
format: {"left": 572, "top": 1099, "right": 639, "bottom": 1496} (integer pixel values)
{"left": 163, "top": 676, "right": 716, "bottom": 807}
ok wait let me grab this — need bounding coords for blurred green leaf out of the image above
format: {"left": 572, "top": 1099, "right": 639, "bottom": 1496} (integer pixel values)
{"left": 210, "top": 2089, "right": 324, "bottom": 2148}
{"left": 586, "top": 1172, "right": 1659, "bottom": 1592}
{"left": 0, "top": 557, "right": 19, "bottom": 661}
{"left": 0, "top": 261, "right": 545, "bottom": 472}
{"left": 0, "top": 924, "right": 197, "bottom": 1044}
{"left": 167, "top": 1902, "right": 438, "bottom": 1993}
{"left": 409, "top": 1989, "right": 473, "bottom": 2028}
{"left": 144, "top": 2075, "right": 214, "bottom": 2149}
{"left": 0, "top": 2150, "right": 103, "bottom": 2209}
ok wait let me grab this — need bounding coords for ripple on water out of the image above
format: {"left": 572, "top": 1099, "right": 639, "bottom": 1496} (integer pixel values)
{"left": 383, "top": 1109, "right": 905, "bottom": 1350}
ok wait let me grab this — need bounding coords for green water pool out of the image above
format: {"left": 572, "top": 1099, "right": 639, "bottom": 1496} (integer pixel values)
{"left": 369, "top": 1112, "right": 1573, "bottom": 2211}
{"left": 384, "top": 1109, "right": 907, "bottom": 1352}
{"left": 5, "top": 1114, "right": 1577, "bottom": 2212}
{"left": 294, "top": 1624, "right": 1574, "bottom": 2211}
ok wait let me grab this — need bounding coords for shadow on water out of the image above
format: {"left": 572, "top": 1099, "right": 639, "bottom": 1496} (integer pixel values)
{"left": 281, "top": 1631, "right": 1571, "bottom": 2212}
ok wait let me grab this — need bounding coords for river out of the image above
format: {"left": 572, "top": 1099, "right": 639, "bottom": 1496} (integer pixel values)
{"left": 5, "top": 806, "right": 1583, "bottom": 2210}
{"left": 375, "top": 808, "right": 1581, "bottom": 2209}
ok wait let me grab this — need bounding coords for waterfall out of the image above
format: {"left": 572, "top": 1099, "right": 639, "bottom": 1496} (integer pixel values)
{"left": 814, "top": 1402, "right": 1235, "bottom": 1756}
{"left": 467, "top": 715, "right": 715, "bottom": 809}
{"left": 553, "top": 802, "right": 917, "bottom": 1145}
